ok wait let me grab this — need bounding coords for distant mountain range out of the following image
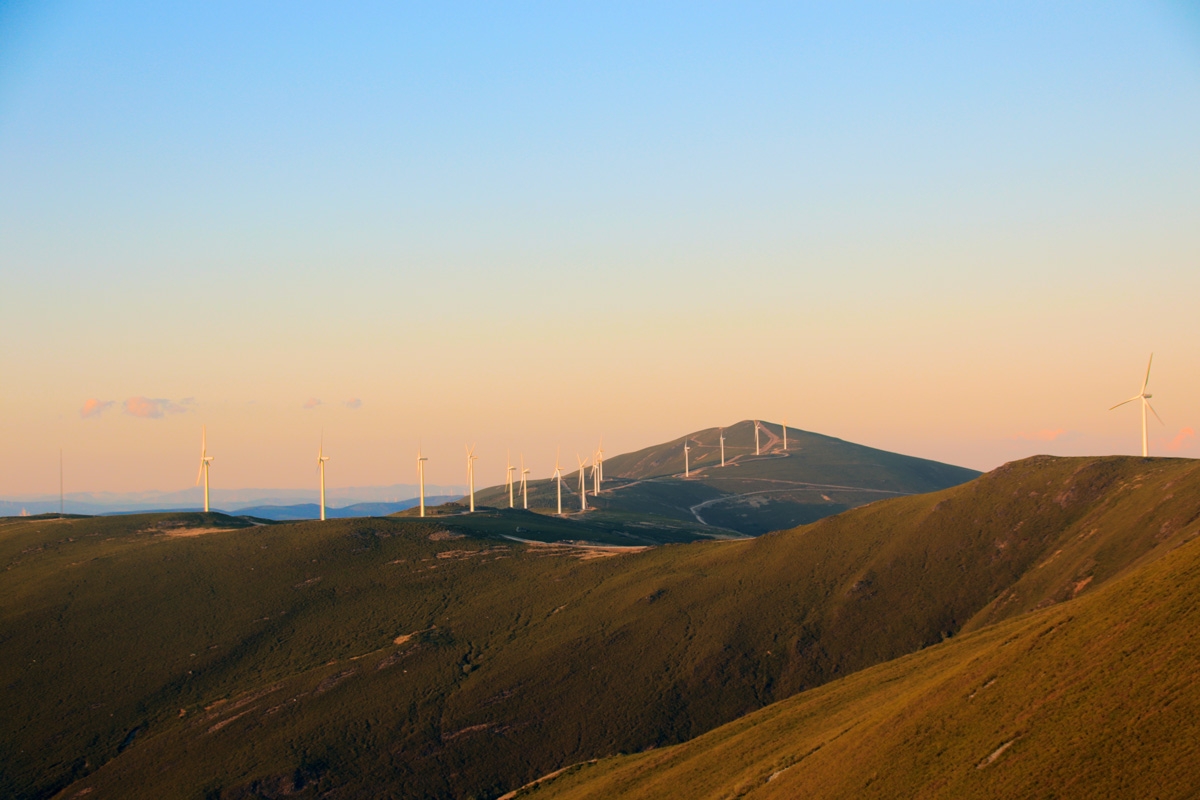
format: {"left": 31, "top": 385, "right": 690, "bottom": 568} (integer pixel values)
{"left": 0, "top": 484, "right": 465, "bottom": 517}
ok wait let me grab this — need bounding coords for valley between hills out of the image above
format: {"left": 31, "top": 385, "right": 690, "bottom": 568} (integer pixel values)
{"left": 1, "top": 426, "right": 1197, "bottom": 799}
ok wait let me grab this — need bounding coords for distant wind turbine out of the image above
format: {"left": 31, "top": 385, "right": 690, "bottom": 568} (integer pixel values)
{"left": 719, "top": 429, "right": 726, "bottom": 467}
{"left": 59, "top": 448, "right": 64, "bottom": 516}
{"left": 417, "top": 445, "right": 428, "bottom": 517}
{"left": 520, "top": 454, "right": 530, "bottom": 510}
{"left": 576, "top": 454, "right": 588, "bottom": 511}
{"left": 553, "top": 450, "right": 564, "bottom": 516}
{"left": 684, "top": 439, "right": 691, "bottom": 478}
{"left": 783, "top": 419, "right": 788, "bottom": 451}
{"left": 195, "top": 426, "right": 214, "bottom": 513}
{"left": 754, "top": 420, "right": 761, "bottom": 456}
{"left": 1110, "top": 354, "right": 1163, "bottom": 458}
{"left": 466, "top": 444, "right": 478, "bottom": 512}
{"left": 595, "top": 438, "right": 605, "bottom": 489}
{"left": 506, "top": 451, "right": 516, "bottom": 509}
{"left": 317, "top": 435, "right": 330, "bottom": 522}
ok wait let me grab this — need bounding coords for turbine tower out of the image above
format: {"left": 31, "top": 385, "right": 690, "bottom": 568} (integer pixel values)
{"left": 783, "top": 419, "right": 788, "bottom": 451}
{"left": 195, "top": 426, "right": 214, "bottom": 513}
{"left": 754, "top": 420, "right": 761, "bottom": 456}
{"left": 520, "top": 454, "right": 530, "bottom": 510}
{"left": 553, "top": 450, "right": 564, "bottom": 516}
{"left": 576, "top": 454, "right": 588, "bottom": 511}
{"left": 719, "top": 429, "right": 726, "bottom": 467}
{"left": 59, "top": 448, "right": 64, "bottom": 516}
{"left": 684, "top": 439, "right": 691, "bottom": 478}
{"left": 1110, "top": 354, "right": 1163, "bottom": 458}
{"left": 317, "top": 436, "right": 330, "bottom": 522}
{"left": 506, "top": 451, "right": 515, "bottom": 509}
{"left": 466, "top": 444, "right": 478, "bottom": 513}
{"left": 417, "top": 446, "right": 428, "bottom": 517}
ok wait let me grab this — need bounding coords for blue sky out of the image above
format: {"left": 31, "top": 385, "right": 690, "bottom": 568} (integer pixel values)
{"left": 2, "top": 2, "right": 1199, "bottom": 493}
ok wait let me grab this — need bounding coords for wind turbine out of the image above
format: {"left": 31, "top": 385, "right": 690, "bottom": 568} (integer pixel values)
{"left": 754, "top": 420, "right": 761, "bottom": 456}
{"left": 719, "top": 429, "right": 726, "bottom": 467}
{"left": 595, "top": 438, "right": 604, "bottom": 489}
{"left": 195, "top": 426, "right": 214, "bottom": 513}
{"left": 417, "top": 445, "right": 428, "bottom": 517}
{"left": 317, "top": 436, "right": 330, "bottom": 522}
{"left": 520, "top": 454, "right": 530, "bottom": 510}
{"left": 576, "top": 454, "right": 588, "bottom": 511}
{"left": 466, "top": 444, "right": 478, "bottom": 513}
{"left": 1110, "top": 354, "right": 1163, "bottom": 458}
{"left": 553, "top": 450, "right": 564, "bottom": 516}
{"left": 684, "top": 439, "right": 691, "bottom": 478}
{"left": 506, "top": 451, "right": 515, "bottom": 509}
{"left": 783, "top": 419, "right": 788, "bottom": 451}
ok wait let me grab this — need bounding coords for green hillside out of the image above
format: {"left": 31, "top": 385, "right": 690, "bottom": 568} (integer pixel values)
{"left": 1, "top": 457, "right": 1196, "bottom": 799}
{"left": 472, "top": 420, "right": 980, "bottom": 536}
{"left": 524, "top": 484, "right": 1200, "bottom": 799}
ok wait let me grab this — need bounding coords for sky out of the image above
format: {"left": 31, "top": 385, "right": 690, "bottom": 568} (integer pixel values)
{"left": 2, "top": 1, "right": 1199, "bottom": 497}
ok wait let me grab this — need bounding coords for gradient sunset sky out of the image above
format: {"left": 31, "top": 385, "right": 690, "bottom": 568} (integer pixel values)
{"left": 2, "top": 2, "right": 1198, "bottom": 496}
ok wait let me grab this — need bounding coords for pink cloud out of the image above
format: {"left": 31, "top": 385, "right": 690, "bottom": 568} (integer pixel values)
{"left": 1011, "top": 428, "right": 1066, "bottom": 442}
{"left": 1166, "top": 427, "right": 1195, "bottom": 452}
{"left": 303, "top": 397, "right": 323, "bottom": 410}
{"left": 123, "top": 396, "right": 187, "bottom": 419}
{"left": 80, "top": 398, "right": 114, "bottom": 419}
{"left": 344, "top": 398, "right": 362, "bottom": 410}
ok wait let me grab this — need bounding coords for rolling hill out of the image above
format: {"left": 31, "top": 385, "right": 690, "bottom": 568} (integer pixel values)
{"left": 522, "top": 485, "right": 1200, "bottom": 799}
{"left": 471, "top": 420, "right": 980, "bottom": 536}
{"left": 1, "top": 456, "right": 1196, "bottom": 798}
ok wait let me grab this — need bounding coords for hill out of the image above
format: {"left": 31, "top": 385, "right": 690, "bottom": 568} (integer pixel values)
{"left": 232, "top": 497, "right": 460, "bottom": 521}
{"left": 1, "top": 457, "right": 1197, "bottom": 798}
{"left": 523, "top": 485, "right": 1200, "bottom": 799}
{"left": 471, "top": 420, "right": 979, "bottom": 536}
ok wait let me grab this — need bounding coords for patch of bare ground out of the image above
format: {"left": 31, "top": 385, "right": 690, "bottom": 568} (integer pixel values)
{"left": 157, "top": 527, "right": 239, "bottom": 538}
{"left": 502, "top": 535, "right": 650, "bottom": 559}
{"left": 428, "top": 530, "right": 465, "bottom": 541}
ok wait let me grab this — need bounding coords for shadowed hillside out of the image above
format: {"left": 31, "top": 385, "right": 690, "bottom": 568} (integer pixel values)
{"left": 2, "top": 457, "right": 1197, "bottom": 799}
{"left": 525, "top": 489, "right": 1200, "bottom": 799}
{"left": 473, "top": 421, "right": 980, "bottom": 536}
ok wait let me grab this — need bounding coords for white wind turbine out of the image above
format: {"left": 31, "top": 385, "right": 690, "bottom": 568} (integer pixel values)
{"left": 719, "top": 428, "right": 726, "bottom": 467}
{"left": 317, "top": 435, "right": 330, "bottom": 521}
{"left": 520, "top": 454, "right": 530, "bottom": 510}
{"left": 754, "top": 420, "right": 761, "bottom": 456}
{"left": 683, "top": 439, "right": 691, "bottom": 478}
{"left": 466, "top": 444, "right": 478, "bottom": 513}
{"left": 417, "top": 445, "right": 428, "bottom": 518}
{"left": 196, "top": 426, "right": 214, "bottom": 513}
{"left": 783, "top": 419, "right": 788, "bottom": 451}
{"left": 1110, "top": 354, "right": 1163, "bottom": 458}
{"left": 506, "top": 451, "right": 516, "bottom": 509}
{"left": 553, "top": 450, "right": 564, "bottom": 516}
{"left": 576, "top": 454, "right": 588, "bottom": 511}
{"left": 595, "top": 438, "right": 605, "bottom": 490}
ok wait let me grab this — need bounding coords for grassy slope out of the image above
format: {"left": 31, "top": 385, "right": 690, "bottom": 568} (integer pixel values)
{"left": 0, "top": 457, "right": 1195, "bottom": 798}
{"left": 526, "top": 501, "right": 1200, "bottom": 799}
{"left": 474, "top": 420, "right": 980, "bottom": 536}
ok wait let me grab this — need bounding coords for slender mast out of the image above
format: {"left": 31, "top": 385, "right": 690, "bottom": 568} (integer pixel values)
{"left": 418, "top": 448, "right": 427, "bottom": 517}
{"left": 684, "top": 440, "right": 690, "bottom": 478}
{"left": 59, "top": 448, "right": 64, "bottom": 516}
{"left": 719, "top": 430, "right": 725, "bottom": 467}
{"left": 783, "top": 419, "right": 788, "bottom": 451}
{"left": 754, "top": 420, "right": 760, "bottom": 456}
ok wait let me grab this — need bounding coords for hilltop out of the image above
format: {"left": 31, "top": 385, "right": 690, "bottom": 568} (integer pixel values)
{"left": 1, "top": 456, "right": 1197, "bottom": 798}
{"left": 471, "top": 420, "right": 979, "bottom": 537}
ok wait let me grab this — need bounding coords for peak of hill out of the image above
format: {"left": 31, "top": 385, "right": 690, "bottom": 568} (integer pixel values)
{"left": 472, "top": 420, "right": 980, "bottom": 537}
{"left": 2, "top": 456, "right": 1196, "bottom": 799}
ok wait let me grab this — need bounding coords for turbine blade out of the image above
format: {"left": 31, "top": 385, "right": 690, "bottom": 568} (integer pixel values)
{"left": 1146, "top": 399, "right": 1164, "bottom": 425}
{"left": 1109, "top": 396, "right": 1139, "bottom": 410}
{"left": 1143, "top": 353, "right": 1154, "bottom": 393}
{"left": 195, "top": 461, "right": 204, "bottom": 486}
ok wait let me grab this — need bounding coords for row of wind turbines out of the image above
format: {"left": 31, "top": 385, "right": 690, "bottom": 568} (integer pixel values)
{"left": 190, "top": 357, "right": 1165, "bottom": 521}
